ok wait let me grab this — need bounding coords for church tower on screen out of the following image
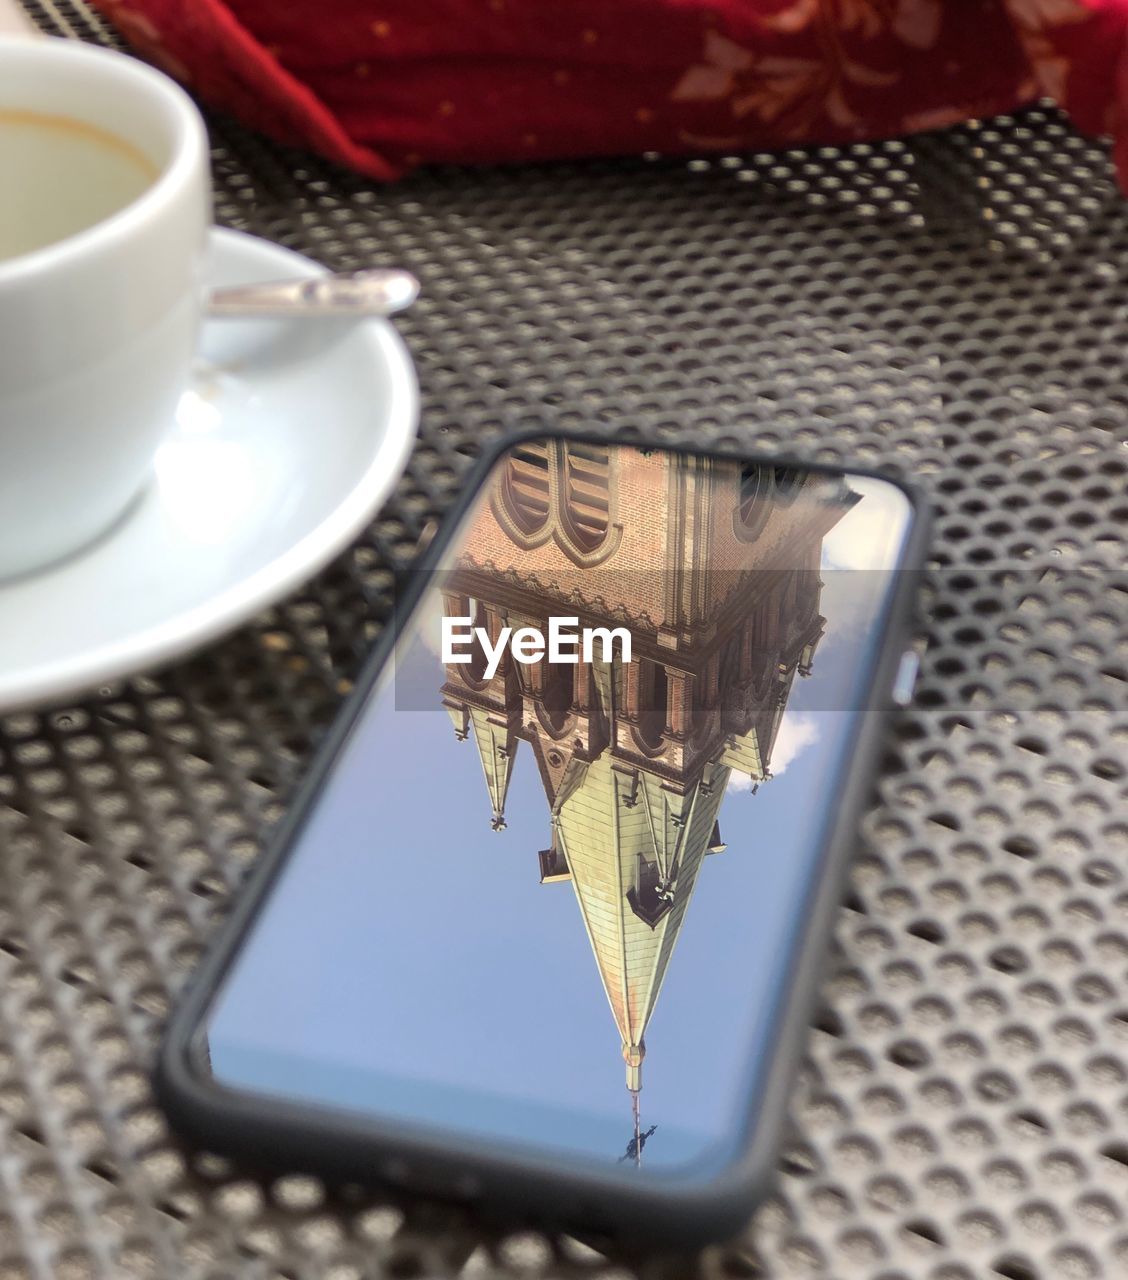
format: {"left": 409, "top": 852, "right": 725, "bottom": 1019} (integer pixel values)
{"left": 439, "top": 442, "right": 857, "bottom": 1160}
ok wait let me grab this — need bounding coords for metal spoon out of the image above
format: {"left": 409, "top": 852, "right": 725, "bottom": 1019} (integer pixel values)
{"left": 207, "top": 269, "right": 420, "bottom": 319}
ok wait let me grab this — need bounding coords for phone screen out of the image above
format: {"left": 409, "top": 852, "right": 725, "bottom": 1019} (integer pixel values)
{"left": 198, "top": 440, "right": 914, "bottom": 1176}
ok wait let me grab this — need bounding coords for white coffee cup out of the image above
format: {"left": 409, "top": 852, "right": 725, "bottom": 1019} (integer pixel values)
{"left": 0, "top": 37, "right": 210, "bottom": 580}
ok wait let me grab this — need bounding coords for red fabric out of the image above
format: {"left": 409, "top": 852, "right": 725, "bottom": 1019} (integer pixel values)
{"left": 92, "top": 0, "right": 1128, "bottom": 185}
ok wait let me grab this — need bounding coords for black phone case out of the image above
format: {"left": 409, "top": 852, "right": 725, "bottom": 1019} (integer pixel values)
{"left": 155, "top": 430, "right": 931, "bottom": 1247}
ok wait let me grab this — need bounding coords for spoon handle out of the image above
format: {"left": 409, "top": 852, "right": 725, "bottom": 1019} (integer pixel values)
{"left": 207, "top": 268, "right": 420, "bottom": 318}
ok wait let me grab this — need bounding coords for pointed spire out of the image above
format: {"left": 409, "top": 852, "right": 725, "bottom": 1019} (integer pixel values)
{"left": 465, "top": 705, "right": 518, "bottom": 830}
{"left": 443, "top": 700, "right": 470, "bottom": 742}
{"left": 556, "top": 749, "right": 727, "bottom": 1120}
{"left": 718, "top": 725, "right": 763, "bottom": 781}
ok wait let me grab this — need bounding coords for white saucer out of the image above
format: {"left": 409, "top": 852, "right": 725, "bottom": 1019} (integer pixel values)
{"left": 0, "top": 227, "right": 419, "bottom": 714}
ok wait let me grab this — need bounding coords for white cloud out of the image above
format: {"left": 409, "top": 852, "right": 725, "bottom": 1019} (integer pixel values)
{"left": 821, "top": 476, "right": 910, "bottom": 573}
{"left": 816, "top": 476, "right": 913, "bottom": 651}
{"left": 726, "top": 711, "right": 820, "bottom": 792}
{"left": 414, "top": 590, "right": 449, "bottom": 660}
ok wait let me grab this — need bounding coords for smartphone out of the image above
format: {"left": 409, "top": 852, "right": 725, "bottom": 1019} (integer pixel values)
{"left": 157, "top": 433, "right": 928, "bottom": 1245}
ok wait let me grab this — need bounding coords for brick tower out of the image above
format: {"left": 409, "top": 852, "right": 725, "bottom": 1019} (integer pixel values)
{"left": 439, "top": 442, "right": 858, "bottom": 1161}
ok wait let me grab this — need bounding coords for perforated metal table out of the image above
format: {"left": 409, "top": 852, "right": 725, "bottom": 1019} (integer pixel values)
{"left": 5, "top": 3, "right": 1128, "bottom": 1277}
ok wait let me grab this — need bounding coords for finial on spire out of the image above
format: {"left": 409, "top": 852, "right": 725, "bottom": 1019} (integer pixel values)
{"left": 617, "top": 1092, "right": 657, "bottom": 1166}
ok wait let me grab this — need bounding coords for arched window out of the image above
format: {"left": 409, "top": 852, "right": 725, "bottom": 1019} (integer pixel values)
{"left": 500, "top": 440, "right": 551, "bottom": 537}
{"left": 748, "top": 593, "right": 776, "bottom": 694}
{"left": 492, "top": 438, "right": 621, "bottom": 564}
{"left": 462, "top": 597, "right": 492, "bottom": 685}
{"left": 539, "top": 658, "right": 573, "bottom": 735}
{"left": 718, "top": 632, "right": 742, "bottom": 694}
{"left": 636, "top": 659, "right": 668, "bottom": 751}
{"left": 733, "top": 463, "right": 775, "bottom": 542}
{"left": 560, "top": 441, "right": 611, "bottom": 555}
{"left": 772, "top": 466, "right": 804, "bottom": 506}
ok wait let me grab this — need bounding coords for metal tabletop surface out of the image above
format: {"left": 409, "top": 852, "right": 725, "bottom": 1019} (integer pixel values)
{"left": 4, "top": 2, "right": 1128, "bottom": 1277}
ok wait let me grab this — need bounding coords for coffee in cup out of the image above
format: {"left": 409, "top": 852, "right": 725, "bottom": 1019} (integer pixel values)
{"left": 0, "top": 108, "right": 156, "bottom": 262}
{"left": 0, "top": 37, "right": 210, "bottom": 580}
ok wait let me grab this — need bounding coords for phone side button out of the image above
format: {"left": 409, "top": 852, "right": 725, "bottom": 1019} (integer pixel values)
{"left": 891, "top": 650, "right": 920, "bottom": 708}
{"left": 415, "top": 518, "right": 440, "bottom": 557}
